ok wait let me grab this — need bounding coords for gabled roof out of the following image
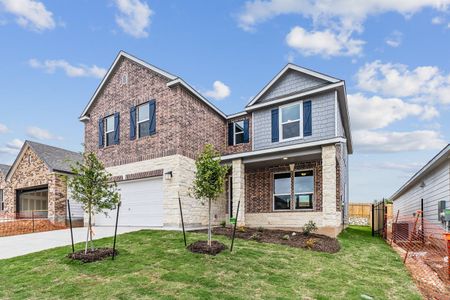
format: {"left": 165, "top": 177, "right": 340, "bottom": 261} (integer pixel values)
{"left": 246, "top": 63, "right": 341, "bottom": 107}
{"left": 79, "top": 51, "right": 226, "bottom": 120}
{"left": 390, "top": 144, "right": 450, "bottom": 201}
{"left": 0, "top": 164, "right": 10, "bottom": 176}
{"left": 6, "top": 141, "right": 82, "bottom": 181}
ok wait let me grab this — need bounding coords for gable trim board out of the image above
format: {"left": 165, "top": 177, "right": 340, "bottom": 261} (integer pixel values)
{"left": 246, "top": 63, "right": 341, "bottom": 108}
{"left": 391, "top": 144, "right": 450, "bottom": 201}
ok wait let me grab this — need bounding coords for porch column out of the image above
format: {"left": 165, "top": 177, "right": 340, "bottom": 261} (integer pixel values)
{"left": 232, "top": 158, "right": 245, "bottom": 225}
{"left": 322, "top": 145, "right": 338, "bottom": 228}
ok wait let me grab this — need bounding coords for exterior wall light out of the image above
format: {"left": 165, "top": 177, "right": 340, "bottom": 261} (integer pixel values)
{"left": 164, "top": 171, "right": 173, "bottom": 180}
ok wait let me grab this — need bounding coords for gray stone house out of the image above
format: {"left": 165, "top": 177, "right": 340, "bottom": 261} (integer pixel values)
{"left": 80, "top": 51, "right": 352, "bottom": 236}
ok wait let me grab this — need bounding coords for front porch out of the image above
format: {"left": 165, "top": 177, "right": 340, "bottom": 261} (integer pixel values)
{"left": 223, "top": 143, "right": 345, "bottom": 237}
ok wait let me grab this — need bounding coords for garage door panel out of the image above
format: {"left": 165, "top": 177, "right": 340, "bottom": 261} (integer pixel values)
{"left": 94, "top": 177, "right": 163, "bottom": 227}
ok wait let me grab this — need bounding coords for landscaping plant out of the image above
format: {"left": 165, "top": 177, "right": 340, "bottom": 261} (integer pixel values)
{"left": 190, "top": 144, "right": 229, "bottom": 247}
{"left": 67, "top": 152, "right": 120, "bottom": 254}
{"left": 303, "top": 220, "right": 318, "bottom": 236}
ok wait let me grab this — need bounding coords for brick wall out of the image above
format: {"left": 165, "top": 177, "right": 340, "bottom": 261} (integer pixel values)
{"left": 223, "top": 114, "right": 252, "bottom": 155}
{"left": 84, "top": 57, "right": 230, "bottom": 168}
{"left": 245, "top": 160, "right": 322, "bottom": 214}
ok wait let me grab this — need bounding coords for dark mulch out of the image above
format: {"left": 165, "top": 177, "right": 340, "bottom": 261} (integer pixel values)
{"left": 195, "top": 227, "right": 340, "bottom": 253}
{"left": 187, "top": 240, "right": 227, "bottom": 255}
{"left": 67, "top": 248, "right": 118, "bottom": 263}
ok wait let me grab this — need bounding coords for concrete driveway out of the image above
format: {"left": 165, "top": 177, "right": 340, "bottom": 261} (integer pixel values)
{"left": 0, "top": 227, "right": 149, "bottom": 260}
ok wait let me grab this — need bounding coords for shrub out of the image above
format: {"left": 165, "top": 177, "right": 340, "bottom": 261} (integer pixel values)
{"left": 220, "top": 220, "right": 226, "bottom": 228}
{"left": 257, "top": 226, "right": 264, "bottom": 232}
{"left": 303, "top": 220, "right": 318, "bottom": 236}
{"left": 250, "top": 233, "right": 262, "bottom": 241}
{"left": 305, "top": 238, "right": 316, "bottom": 249}
{"left": 238, "top": 226, "right": 246, "bottom": 232}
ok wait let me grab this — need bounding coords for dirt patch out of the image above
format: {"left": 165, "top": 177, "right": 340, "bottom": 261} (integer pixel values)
{"left": 195, "top": 227, "right": 340, "bottom": 254}
{"left": 187, "top": 240, "right": 227, "bottom": 255}
{"left": 67, "top": 248, "right": 118, "bottom": 263}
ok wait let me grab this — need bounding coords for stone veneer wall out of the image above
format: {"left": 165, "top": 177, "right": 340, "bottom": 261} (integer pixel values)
{"left": 2, "top": 147, "right": 68, "bottom": 223}
{"left": 104, "top": 154, "right": 226, "bottom": 228}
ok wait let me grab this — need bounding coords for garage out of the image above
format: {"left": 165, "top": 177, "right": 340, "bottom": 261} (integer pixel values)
{"left": 94, "top": 177, "right": 164, "bottom": 227}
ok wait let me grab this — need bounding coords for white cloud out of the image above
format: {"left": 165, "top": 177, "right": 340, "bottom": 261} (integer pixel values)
{"left": 204, "top": 81, "right": 231, "bottom": 100}
{"left": 357, "top": 161, "right": 423, "bottom": 174}
{"left": 0, "top": 0, "right": 55, "bottom": 31}
{"left": 6, "top": 138, "right": 23, "bottom": 150}
{"left": 238, "top": 1, "right": 450, "bottom": 32}
{"left": 353, "top": 130, "right": 446, "bottom": 153}
{"left": 285, "top": 26, "right": 364, "bottom": 57}
{"left": 385, "top": 30, "right": 403, "bottom": 47}
{"left": 431, "top": 16, "right": 445, "bottom": 24}
{"left": 348, "top": 93, "right": 438, "bottom": 130}
{"left": 114, "top": 0, "right": 152, "bottom": 38}
{"left": 0, "top": 123, "right": 8, "bottom": 133}
{"left": 28, "top": 59, "right": 106, "bottom": 79}
{"left": 26, "top": 126, "right": 62, "bottom": 141}
{"left": 356, "top": 60, "right": 450, "bottom": 104}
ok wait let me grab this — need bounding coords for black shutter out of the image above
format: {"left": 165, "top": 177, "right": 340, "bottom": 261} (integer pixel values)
{"left": 271, "top": 108, "right": 279, "bottom": 143}
{"left": 130, "top": 106, "right": 136, "bottom": 140}
{"left": 149, "top": 100, "right": 156, "bottom": 135}
{"left": 98, "top": 118, "right": 104, "bottom": 148}
{"left": 243, "top": 119, "right": 249, "bottom": 143}
{"left": 303, "top": 101, "right": 312, "bottom": 136}
{"left": 228, "top": 123, "right": 234, "bottom": 146}
{"left": 114, "top": 112, "right": 120, "bottom": 145}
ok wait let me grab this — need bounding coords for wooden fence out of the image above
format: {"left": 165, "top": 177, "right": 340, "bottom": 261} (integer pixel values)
{"left": 349, "top": 203, "right": 393, "bottom": 226}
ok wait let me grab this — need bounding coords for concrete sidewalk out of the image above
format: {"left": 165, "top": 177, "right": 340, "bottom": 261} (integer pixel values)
{"left": 0, "top": 226, "right": 149, "bottom": 260}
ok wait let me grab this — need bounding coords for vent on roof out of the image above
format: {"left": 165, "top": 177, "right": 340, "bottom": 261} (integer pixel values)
{"left": 121, "top": 73, "right": 128, "bottom": 84}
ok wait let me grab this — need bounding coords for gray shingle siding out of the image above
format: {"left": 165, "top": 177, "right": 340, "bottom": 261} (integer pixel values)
{"left": 336, "top": 96, "right": 345, "bottom": 138}
{"left": 253, "top": 91, "right": 336, "bottom": 150}
{"left": 258, "top": 70, "right": 327, "bottom": 103}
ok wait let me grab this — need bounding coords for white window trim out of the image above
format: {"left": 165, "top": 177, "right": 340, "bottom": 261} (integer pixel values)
{"left": 273, "top": 171, "right": 292, "bottom": 211}
{"left": 279, "top": 101, "right": 303, "bottom": 142}
{"left": 137, "top": 102, "right": 150, "bottom": 138}
{"left": 104, "top": 115, "right": 115, "bottom": 146}
{"left": 233, "top": 121, "right": 245, "bottom": 145}
{"left": 294, "top": 169, "right": 315, "bottom": 210}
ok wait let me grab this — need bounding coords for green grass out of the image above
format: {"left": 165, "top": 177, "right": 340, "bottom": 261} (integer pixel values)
{"left": 0, "top": 226, "right": 420, "bottom": 300}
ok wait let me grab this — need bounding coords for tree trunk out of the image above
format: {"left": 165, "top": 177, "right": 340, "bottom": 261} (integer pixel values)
{"left": 85, "top": 213, "right": 90, "bottom": 254}
{"left": 208, "top": 198, "right": 212, "bottom": 247}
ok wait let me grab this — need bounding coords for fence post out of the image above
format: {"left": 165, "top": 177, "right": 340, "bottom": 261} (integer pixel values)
{"left": 230, "top": 200, "right": 241, "bottom": 253}
{"left": 112, "top": 201, "right": 121, "bottom": 261}
{"left": 32, "top": 210, "right": 35, "bottom": 233}
{"left": 67, "top": 199, "right": 75, "bottom": 253}
{"left": 391, "top": 209, "right": 400, "bottom": 246}
{"left": 371, "top": 204, "right": 375, "bottom": 237}
{"left": 178, "top": 193, "right": 187, "bottom": 247}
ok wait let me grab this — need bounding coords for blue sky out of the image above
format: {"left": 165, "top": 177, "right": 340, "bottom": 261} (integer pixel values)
{"left": 0, "top": 0, "right": 449, "bottom": 202}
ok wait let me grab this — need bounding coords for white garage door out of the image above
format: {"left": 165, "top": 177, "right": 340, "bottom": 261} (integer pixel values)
{"left": 95, "top": 177, "right": 164, "bottom": 227}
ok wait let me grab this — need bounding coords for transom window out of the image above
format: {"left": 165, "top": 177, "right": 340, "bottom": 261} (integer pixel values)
{"left": 273, "top": 170, "right": 314, "bottom": 211}
{"left": 273, "top": 173, "right": 291, "bottom": 210}
{"left": 294, "top": 170, "right": 314, "bottom": 209}
{"left": 137, "top": 102, "right": 150, "bottom": 138}
{"left": 104, "top": 115, "right": 115, "bottom": 146}
{"left": 234, "top": 121, "right": 244, "bottom": 145}
{"left": 280, "top": 102, "right": 302, "bottom": 141}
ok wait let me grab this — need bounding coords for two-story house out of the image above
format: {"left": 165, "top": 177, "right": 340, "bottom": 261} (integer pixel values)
{"left": 80, "top": 51, "right": 352, "bottom": 237}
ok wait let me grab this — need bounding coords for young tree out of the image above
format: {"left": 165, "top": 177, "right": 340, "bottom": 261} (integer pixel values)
{"left": 190, "top": 144, "right": 229, "bottom": 247}
{"left": 67, "top": 152, "right": 120, "bottom": 253}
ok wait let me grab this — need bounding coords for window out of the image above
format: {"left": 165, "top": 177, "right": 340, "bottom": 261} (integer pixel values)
{"left": 234, "top": 121, "right": 244, "bottom": 145}
{"left": 273, "top": 173, "right": 291, "bottom": 210}
{"left": 294, "top": 170, "right": 314, "bottom": 209}
{"left": 280, "top": 102, "right": 302, "bottom": 141}
{"left": 0, "top": 189, "right": 3, "bottom": 211}
{"left": 121, "top": 73, "right": 128, "bottom": 84}
{"left": 137, "top": 102, "right": 150, "bottom": 138}
{"left": 104, "top": 115, "right": 115, "bottom": 146}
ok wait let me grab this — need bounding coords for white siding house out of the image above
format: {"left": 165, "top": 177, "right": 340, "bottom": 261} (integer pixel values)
{"left": 391, "top": 145, "right": 450, "bottom": 233}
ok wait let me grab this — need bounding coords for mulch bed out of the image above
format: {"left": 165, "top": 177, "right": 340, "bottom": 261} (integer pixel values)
{"left": 67, "top": 248, "right": 118, "bottom": 263}
{"left": 195, "top": 227, "right": 340, "bottom": 254}
{"left": 187, "top": 240, "right": 227, "bottom": 255}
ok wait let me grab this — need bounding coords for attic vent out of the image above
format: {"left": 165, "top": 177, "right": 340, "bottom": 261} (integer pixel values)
{"left": 121, "top": 73, "right": 128, "bottom": 84}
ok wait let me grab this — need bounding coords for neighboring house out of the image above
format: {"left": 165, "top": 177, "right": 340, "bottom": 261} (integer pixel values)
{"left": 80, "top": 51, "right": 352, "bottom": 236}
{"left": 0, "top": 141, "right": 83, "bottom": 224}
{"left": 0, "top": 164, "right": 11, "bottom": 213}
{"left": 391, "top": 144, "right": 450, "bottom": 233}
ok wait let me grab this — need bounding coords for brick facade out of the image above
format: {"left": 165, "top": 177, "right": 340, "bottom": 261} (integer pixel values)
{"left": 2, "top": 147, "right": 68, "bottom": 223}
{"left": 84, "top": 57, "right": 230, "bottom": 168}
{"left": 224, "top": 114, "right": 253, "bottom": 155}
{"left": 245, "top": 160, "right": 322, "bottom": 214}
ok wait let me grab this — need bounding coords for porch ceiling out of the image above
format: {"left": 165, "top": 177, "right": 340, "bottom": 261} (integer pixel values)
{"left": 243, "top": 147, "right": 321, "bottom": 169}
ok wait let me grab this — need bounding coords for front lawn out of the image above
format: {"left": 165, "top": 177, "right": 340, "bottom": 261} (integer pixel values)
{"left": 0, "top": 226, "right": 420, "bottom": 299}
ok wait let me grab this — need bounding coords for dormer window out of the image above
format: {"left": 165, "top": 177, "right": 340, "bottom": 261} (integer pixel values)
{"left": 279, "top": 102, "right": 302, "bottom": 141}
